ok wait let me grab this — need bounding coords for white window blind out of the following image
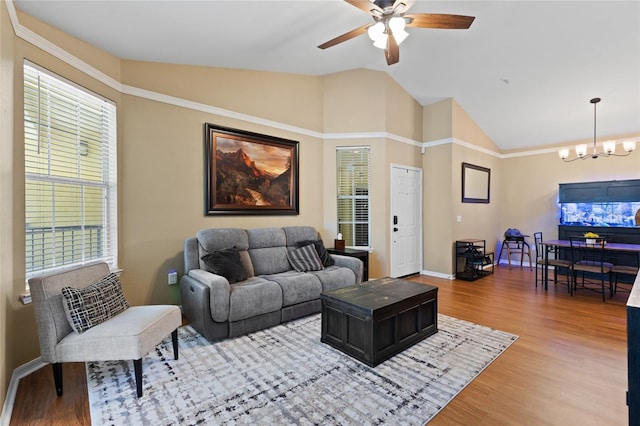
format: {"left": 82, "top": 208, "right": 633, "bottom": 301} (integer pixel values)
{"left": 24, "top": 62, "right": 118, "bottom": 277}
{"left": 336, "top": 147, "right": 370, "bottom": 248}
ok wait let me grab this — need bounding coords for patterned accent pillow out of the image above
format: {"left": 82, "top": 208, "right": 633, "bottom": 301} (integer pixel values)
{"left": 297, "top": 239, "right": 335, "bottom": 267}
{"left": 201, "top": 248, "right": 248, "bottom": 284}
{"left": 287, "top": 244, "right": 325, "bottom": 272}
{"left": 62, "top": 273, "right": 129, "bottom": 333}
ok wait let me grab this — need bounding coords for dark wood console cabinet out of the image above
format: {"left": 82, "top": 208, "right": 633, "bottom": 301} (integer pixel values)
{"left": 559, "top": 179, "right": 640, "bottom": 203}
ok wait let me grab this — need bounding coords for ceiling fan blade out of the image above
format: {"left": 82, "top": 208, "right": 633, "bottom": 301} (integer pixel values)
{"left": 318, "top": 24, "right": 369, "bottom": 49}
{"left": 385, "top": 31, "right": 399, "bottom": 65}
{"left": 406, "top": 13, "right": 475, "bottom": 29}
{"left": 344, "top": 0, "right": 382, "bottom": 14}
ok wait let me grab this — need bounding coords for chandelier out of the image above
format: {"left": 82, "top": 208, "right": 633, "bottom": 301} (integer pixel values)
{"left": 559, "top": 97, "right": 636, "bottom": 161}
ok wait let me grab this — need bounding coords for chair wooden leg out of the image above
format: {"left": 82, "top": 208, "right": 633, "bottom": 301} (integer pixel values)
{"left": 52, "top": 362, "right": 63, "bottom": 396}
{"left": 172, "top": 329, "right": 179, "bottom": 360}
{"left": 134, "top": 358, "right": 143, "bottom": 397}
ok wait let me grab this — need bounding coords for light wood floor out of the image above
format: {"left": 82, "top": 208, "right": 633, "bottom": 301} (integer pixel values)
{"left": 10, "top": 265, "right": 630, "bottom": 425}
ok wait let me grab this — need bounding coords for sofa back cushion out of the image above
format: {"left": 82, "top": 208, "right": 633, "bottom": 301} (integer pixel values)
{"left": 196, "top": 228, "right": 254, "bottom": 277}
{"left": 247, "top": 227, "right": 290, "bottom": 275}
{"left": 282, "top": 226, "right": 319, "bottom": 247}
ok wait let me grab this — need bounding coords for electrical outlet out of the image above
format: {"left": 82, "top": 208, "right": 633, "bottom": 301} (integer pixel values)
{"left": 168, "top": 270, "right": 178, "bottom": 285}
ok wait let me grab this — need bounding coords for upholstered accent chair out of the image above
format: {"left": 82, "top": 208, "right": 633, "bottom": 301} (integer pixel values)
{"left": 29, "top": 262, "right": 182, "bottom": 397}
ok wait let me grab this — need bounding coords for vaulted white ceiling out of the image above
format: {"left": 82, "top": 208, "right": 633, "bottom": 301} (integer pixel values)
{"left": 13, "top": 0, "right": 640, "bottom": 151}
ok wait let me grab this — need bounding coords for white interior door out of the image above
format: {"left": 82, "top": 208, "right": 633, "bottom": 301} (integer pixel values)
{"left": 390, "top": 165, "right": 422, "bottom": 278}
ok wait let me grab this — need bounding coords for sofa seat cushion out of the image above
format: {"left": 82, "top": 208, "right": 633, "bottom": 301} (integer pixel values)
{"left": 56, "top": 305, "right": 181, "bottom": 362}
{"left": 228, "top": 278, "right": 283, "bottom": 322}
{"left": 310, "top": 266, "right": 357, "bottom": 292}
{"left": 262, "top": 271, "right": 323, "bottom": 306}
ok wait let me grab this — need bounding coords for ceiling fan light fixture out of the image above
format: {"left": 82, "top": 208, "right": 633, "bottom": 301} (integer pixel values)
{"left": 318, "top": 1, "right": 475, "bottom": 66}
{"left": 389, "top": 16, "right": 405, "bottom": 32}
{"left": 389, "top": 16, "right": 409, "bottom": 45}
{"left": 373, "top": 33, "right": 388, "bottom": 49}
{"left": 367, "top": 22, "right": 385, "bottom": 41}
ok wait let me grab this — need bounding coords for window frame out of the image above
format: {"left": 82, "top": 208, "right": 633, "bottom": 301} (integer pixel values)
{"left": 23, "top": 61, "right": 118, "bottom": 279}
{"left": 336, "top": 146, "right": 371, "bottom": 249}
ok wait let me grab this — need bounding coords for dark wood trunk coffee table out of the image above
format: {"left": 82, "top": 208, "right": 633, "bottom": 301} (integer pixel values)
{"left": 320, "top": 277, "right": 438, "bottom": 367}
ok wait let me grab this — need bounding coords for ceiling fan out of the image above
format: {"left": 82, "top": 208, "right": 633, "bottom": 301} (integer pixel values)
{"left": 318, "top": 0, "right": 475, "bottom": 65}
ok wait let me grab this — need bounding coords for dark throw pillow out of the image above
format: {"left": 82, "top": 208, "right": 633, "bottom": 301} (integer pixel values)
{"left": 287, "top": 244, "right": 325, "bottom": 272}
{"left": 62, "top": 272, "right": 129, "bottom": 334}
{"left": 297, "top": 239, "right": 335, "bottom": 267}
{"left": 201, "top": 248, "right": 248, "bottom": 284}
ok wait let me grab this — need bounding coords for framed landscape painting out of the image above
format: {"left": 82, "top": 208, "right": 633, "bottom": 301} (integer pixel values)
{"left": 204, "top": 123, "right": 299, "bottom": 215}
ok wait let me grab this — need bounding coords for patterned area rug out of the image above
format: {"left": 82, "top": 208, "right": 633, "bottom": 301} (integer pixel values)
{"left": 87, "top": 313, "right": 517, "bottom": 425}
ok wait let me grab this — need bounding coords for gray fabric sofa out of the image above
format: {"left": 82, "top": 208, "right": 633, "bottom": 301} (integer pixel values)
{"left": 180, "top": 226, "right": 363, "bottom": 341}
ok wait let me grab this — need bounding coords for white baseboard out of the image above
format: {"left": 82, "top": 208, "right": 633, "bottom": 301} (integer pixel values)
{"left": 0, "top": 357, "right": 47, "bottom": 426}
{"left": 498, "top": 259, "right": 534, "bottom": 268}
{"left": 421, "top": 270, "right": 456, "bottom": 280}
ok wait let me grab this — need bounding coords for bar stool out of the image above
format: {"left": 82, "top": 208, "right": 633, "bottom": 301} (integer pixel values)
{"left": 498, "top": 230, "right": 532, "bottom": 270}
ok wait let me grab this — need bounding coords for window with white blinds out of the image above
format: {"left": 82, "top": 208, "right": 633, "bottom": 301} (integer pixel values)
{"left": 24, "top": 62, "right": 118, "bottom": 278}
{"left": 336, "top": 147, "right": 370, "bottom": 248}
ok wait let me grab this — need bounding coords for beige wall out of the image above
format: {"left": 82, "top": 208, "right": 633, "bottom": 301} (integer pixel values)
{"left": 121, "top": 61, "right": 324, "bottom": 133}
{"left": 423, "top": 98, "right": 504, "bottom": 276}
{"left": 422, "top": 143, "right": 454, "bottom": 274}
{"left": 321, "top": 70, "right": 423, "bottom": 278}
{"left": 1, "top": 0, "right": 15, "bottom": 405}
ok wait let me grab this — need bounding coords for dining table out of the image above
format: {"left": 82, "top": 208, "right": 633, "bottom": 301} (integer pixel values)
{"left": 541, "top": 239, "right": 640, "bottom": 291}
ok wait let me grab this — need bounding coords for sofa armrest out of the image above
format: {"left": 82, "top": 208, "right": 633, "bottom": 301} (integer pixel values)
{"left": 181, "top": 270, "right": 231, "bottom": 322}
{"left": 331, "top": 254, "right": 364, "bottom": 284}
{"left": 184, "top": 237, "right": 200, "bottom": 273}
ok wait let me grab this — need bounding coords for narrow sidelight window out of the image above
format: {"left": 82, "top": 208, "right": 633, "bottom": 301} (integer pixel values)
{"left": 336, "top": 147, "right": 370, "bottom": 248}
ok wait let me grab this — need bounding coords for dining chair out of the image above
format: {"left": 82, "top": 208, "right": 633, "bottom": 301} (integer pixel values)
{"left": 611, "top": 264, "right": 639, "bottom": 295}
{"left": 533, "top": 232, "right": 571, "bottom": 291}
{"left": 568, "top": 236, "right": 613, "bottom": 302}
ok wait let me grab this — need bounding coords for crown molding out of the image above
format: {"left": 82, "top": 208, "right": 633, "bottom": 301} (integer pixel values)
{"left": 7, "top": 0, "right": 563, "bottom": 156}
